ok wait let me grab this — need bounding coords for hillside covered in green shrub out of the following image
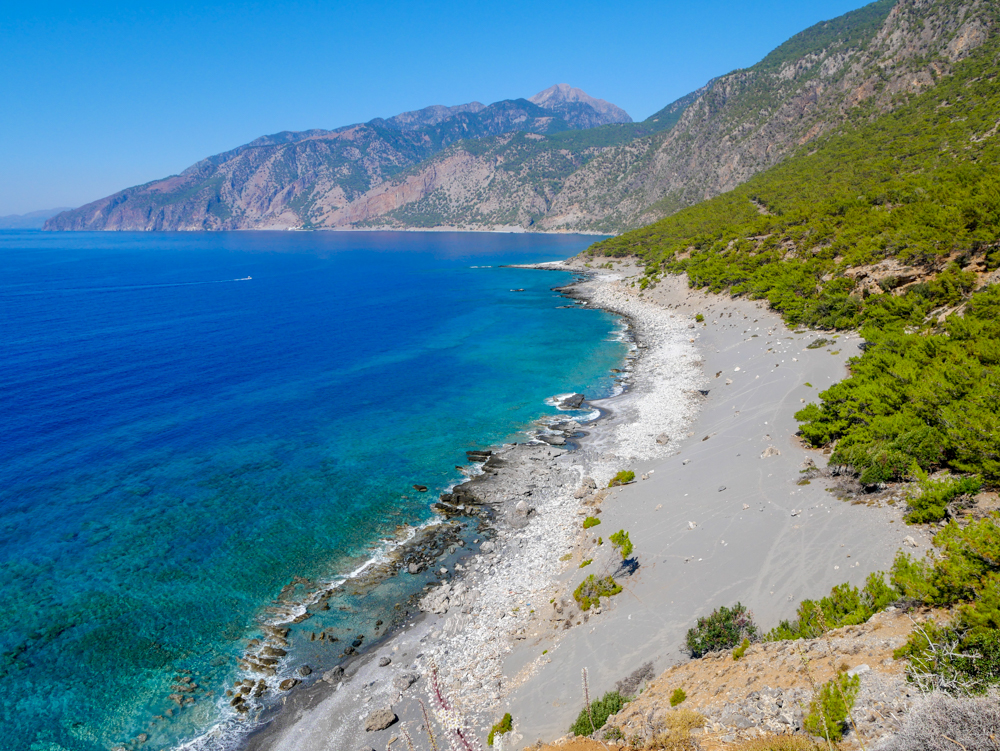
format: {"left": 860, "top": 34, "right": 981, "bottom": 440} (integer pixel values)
{"left": 591, "top": 30, "right": 1000, "bottom": 486}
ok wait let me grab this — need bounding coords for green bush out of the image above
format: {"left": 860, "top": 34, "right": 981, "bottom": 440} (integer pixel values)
{"left": 803, "top": 671, "right": 860, "bottom": 742}
{"left": 904, "top": 466, "right": 982, "bottom": 524}
{"left": 766, "top": 572, "right": 897, "bottom": 641}
{"left": 686, "top": 603, "right": 759, "bottom": 657}
{"left": 608, "top": 470, "right": 635, "bottom": 487}
{"left": 891, "top": 513, "right": 1000, "bottom": 607}
{"left": 583, "top": 516, "right": 601, "bottom": 529}
{"left": 579, "top": 559, "right": 592, "bottom": 568}
{"left": 569, "top": 690, "right": 627, "bottom": 736}
{"left": 695, "top": 313, "right": 705, "bottom": 322}
{"left": 733, "top": 638, "right": 750, "bottom": 660}
{"left": 573, "top": 575, "right": 622, "bottom": 611}
{"left": 609, "top": 529, "right": 633, "bottom": 560}
{"left": 670, "top": 687, "right": 687, "bottom": 706}
{"left": 487, "top": 713, "right": 512, "bottom": 746}
{"left": 588, "top": 40, "right": 1000, "bottom": 486}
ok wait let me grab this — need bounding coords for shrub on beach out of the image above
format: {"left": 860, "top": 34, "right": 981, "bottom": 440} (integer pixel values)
{"left": 904, "top": 466, "right": 982, "bottom": 524}
{"left": 583, "top": 516, "right": 601, "bottom": 529}
{"left": 669, "top": 687, "right": 687, "bottom": 706}
{"left": 766, "top": 572, "right": 897, "bottom": 641}
{"left": 608, "top": 470, "right": 635, "bottom": 487}
{"left": 686, "top": 603, "right": 758, "bottom": 657}
{"left": 609, "top": 529, "right": 633, "bottom": 560}
{"left": 574, "top": 574, "right": 622, "bottom": 610}
{"left": 694, "top": 313, "right": 705, "bottom": 322}
{"left": 569, "top": 690, "right": 627, "bottom": 736}
{"left": 487, "top": 712, "right": 512, "bottom": 746}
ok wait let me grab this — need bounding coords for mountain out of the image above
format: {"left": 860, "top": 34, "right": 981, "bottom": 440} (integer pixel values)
{"left": 44, "top": 88, "right": 632, "bottom": 232}
{"left": 1, "top": 208, "right": 73, "bottom": 229}
{"left": 46, "top": 0, "right": 998, "bottom": 234}
{"left": 528, "top": 83, "right": 632, "bottom": 128}
{"left": 350, "top": 0, "right": 994, "bottom": 234}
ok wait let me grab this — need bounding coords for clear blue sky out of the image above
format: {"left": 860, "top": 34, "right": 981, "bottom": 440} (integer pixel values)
{"left": 1, "top": 0, "right": 875, "bottom": 215}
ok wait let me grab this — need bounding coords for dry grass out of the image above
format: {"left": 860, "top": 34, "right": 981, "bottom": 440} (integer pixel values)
{"left": 645, "top": 709, "right": 705, "bottom": 750}
{"left": 723, "top": 736, "right": 826, "bottom": 751}
{"left": 872, "top": 692, "right": 1000, "bottom": 751}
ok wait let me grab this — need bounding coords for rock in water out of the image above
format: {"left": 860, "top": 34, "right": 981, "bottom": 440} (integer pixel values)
{"left": 365, "top": 707, "right": 398, "bottom": 732}
{"left": 278, "top": 678, "right": 299, "bottom": 691}
{"left": 560, "top": 393, "right": 585, "bottom": 409}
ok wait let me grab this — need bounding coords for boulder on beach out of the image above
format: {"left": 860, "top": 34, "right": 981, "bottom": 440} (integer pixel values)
{"left": 656, "top": 433, "right": 670, "bottom": 445}
{"left": 322, "top": 666, "right": 345, "bottom": 683}
{"left": 393, "top": 672, "right": 419, "bottom": 690}
{"left": 378, "top": 656, "right": 391, "bottom": 667}
{"left": 364, "top": 707, "right": 398, "bottom": 732}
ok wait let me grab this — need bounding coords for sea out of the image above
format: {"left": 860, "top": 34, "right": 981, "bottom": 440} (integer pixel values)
{"left": 0, "top": 230, "right": 628, "bottom": 751}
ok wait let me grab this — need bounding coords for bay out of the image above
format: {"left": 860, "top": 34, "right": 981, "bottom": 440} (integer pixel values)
{"left": 0, "top": 230, "right": 625, "bottom": 751}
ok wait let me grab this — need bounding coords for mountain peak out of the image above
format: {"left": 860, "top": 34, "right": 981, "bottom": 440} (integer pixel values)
{"left": 529, "top": 84, "right": 632, "bottom": 125}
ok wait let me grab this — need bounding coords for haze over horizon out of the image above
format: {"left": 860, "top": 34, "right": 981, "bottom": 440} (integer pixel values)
{"left": 2, "top": 0, "right": 874, "bottom": 216}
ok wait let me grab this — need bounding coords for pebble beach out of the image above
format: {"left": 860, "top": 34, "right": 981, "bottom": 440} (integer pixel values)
{"left": 243, "top": 259, "right": 931, "bottom": 751}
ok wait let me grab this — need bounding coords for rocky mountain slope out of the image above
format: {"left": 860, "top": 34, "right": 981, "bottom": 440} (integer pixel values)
{"left": 47, "top": 0, "right": 997, "bottom": 233}
{"left": 45, "top": 87, "right": 631, "bottom": 232}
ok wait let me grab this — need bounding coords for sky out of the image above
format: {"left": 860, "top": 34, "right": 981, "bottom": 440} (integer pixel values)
{"left": 0, "top": 0, "right": 876, "bottom": 216}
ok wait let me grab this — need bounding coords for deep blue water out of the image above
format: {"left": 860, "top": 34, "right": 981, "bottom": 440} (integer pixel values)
{"left": 0, "top": 231, "right": 626, "bottom": 751}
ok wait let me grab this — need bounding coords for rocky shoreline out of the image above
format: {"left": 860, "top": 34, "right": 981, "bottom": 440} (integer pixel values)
{"left": 226, "top": 264, "right": 704, "bottom": 751}
{"left": 231, "top": 257, "right": 925, "bottom": 751}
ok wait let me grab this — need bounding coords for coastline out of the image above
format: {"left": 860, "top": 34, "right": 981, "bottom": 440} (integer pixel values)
{"left": 236, "top": 259, "right": 930, "bottom": 751}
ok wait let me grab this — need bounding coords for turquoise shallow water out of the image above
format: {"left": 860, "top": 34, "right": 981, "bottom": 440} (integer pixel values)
{"left": 0, "top": 231, "right": 626, "bottom": 751}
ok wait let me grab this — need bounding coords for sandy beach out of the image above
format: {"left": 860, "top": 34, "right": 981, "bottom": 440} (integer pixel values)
{"left": 242, "top": 259, "right": 930, "bottom": 751}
